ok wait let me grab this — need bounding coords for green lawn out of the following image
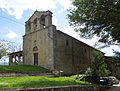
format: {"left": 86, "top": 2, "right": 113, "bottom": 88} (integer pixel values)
{"left": 0, "top": 65, "right": 49, "bottom": 72}
{"left": 0, "top": 76, "right": 93, "bottom": 89}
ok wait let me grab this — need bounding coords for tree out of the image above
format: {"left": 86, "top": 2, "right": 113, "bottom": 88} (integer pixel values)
{"left": 0, "top": 39, "right": 22, "bottom": 59}
{"left": 113, "top": 51, "right": 120, "bottom": 67}
{"left": 0, "top": 46, "right": 8, "bottom": 59}
{"left": 91, "top": 51, "right": 110, "bottom": 76}
{"left": 68, "top": 0, "right": 120, "bottom": 44}
{"left": 0, "top": 39, "right": 9, "bottom": 60}
{"left": 85, "top": 51, "right": 110, "bottom": 77}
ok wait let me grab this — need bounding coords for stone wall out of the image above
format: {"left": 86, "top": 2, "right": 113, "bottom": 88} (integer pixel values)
{"left": 53, "top": 30, "right": 97, "bottom": 75}
{"left": 0, "top": 71, "right": 54, "bottom": 77}
{"left": 23, "top": 25, "right": 56, "bottom": 69}
{"left": 7, "top": 85, "right": 110, "bottom": 91}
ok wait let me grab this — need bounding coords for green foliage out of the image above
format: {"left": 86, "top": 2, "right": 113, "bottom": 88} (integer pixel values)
{"left": 70, "top": 74, "right": 84, "bottom": 79}
{"left": 0, "top": 39, "right": 9, "bottom": 60}
{"left": 0, "top": 76, "right": 92, "bottom": 89}
{"left": 0, "top": 46, "right": 8, "bottom": 59}
{"left": 91, "top": 51, "right": 110, "bottom": 76}
{"left": 68, "top": 0, "right": 120, "bottom": 43}
{"left": 85, "top": 67, "right": 92, "bottom": 76}
{"left": 0, "top": 65, "right": 49, "bottom": 72}
{"left": 113, "top": 51, "right": 120, "bottom": 67}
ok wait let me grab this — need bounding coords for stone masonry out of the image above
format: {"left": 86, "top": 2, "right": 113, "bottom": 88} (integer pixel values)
{"left": 9, "top": 10, "right": 104, "bottom": 75}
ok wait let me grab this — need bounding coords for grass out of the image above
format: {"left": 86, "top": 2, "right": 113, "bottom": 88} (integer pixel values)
{"left": 0, "top": 76, "right": 93, "bottom": 89}
{"left": 0, "top": 65, "right": 49, "bottom": 72}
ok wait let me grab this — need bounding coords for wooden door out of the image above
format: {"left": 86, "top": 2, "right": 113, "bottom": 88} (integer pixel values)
{"left": 34, "top": 53, "right": 38, "bottom": 65}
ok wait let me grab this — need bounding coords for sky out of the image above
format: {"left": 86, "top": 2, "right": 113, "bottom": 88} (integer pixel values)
{"left": 0, "top": 0, "right": 120, "bottom": 64}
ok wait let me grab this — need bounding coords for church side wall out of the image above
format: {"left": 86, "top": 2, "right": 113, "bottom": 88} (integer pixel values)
{"left": 54, "top": 31, "right": 93, "bottom": 75}
{"left": 23, "top": 26, "right": 55, "bottom": 69}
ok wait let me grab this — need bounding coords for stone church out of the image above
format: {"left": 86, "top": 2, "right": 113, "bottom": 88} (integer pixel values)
{"left": 9, "top": 10, "right": 103, "bottom": 75}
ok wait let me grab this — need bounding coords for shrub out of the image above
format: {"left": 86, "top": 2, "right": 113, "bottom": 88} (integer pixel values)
{"left": 89, "top": 51, "right": 110, "bottom": 77}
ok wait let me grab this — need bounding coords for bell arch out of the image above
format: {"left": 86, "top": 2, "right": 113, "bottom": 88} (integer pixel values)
{"left": 40, "top": 15, "right": 45, "bottom": 27}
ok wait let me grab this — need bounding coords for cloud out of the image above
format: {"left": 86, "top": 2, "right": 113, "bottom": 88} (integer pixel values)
{"left": 57, "top": 0, "right": 75, "bottom": 14}
{"left": 52, "top": 16, "right": 58, "bottom": 27}
{"left": 0, "top": 0, "right": 73, "bottom": 19}
{"left": 56, "top": 0, "right": 72, "bottom": 10}
{"left": 61, "top": 26, "right": 79, "bottom": 38}
{"left": 6, "top": 30, "right": 20, "bottom": 39}
{"left": 0, "top": 0, "right": 23, "bottom": 19}
{"left": 100, "top": 45, "right": 120, "bottom": 56}
{"left": 0, "top": 0, "right": 57, "bottom": 19}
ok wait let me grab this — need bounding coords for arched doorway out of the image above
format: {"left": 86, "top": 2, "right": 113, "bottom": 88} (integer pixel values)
{"left": 33, "top": 46, "right": 38, "bottom": 65}
{"left": 34, "top": 53, "right": 38, "bottom": 65}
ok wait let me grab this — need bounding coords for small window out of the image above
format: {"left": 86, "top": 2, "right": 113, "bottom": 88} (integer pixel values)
{"left": 66, "top": 40, "right": 69, "bottom": 46}
{"left": 33, "top": 46, "right": 38, "bottom": 51}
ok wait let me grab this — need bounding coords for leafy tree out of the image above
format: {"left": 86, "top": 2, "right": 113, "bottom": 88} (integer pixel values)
{"left": 91, "top": 50, "right": 110, "bottom": 76}
{"left": 0, "top": 46, "right": 8, "bottom": 59}
{"left": 68, "top": 0, "right": 120, "bottom": 44}
{"left": 0, "top": 40, "right": 9, "bottom": 60}
{"left": 0, "top": 39, "right": 22, "bottom": 60}
{"left": 112, "top": 51, "right": 120, "bottom": 67}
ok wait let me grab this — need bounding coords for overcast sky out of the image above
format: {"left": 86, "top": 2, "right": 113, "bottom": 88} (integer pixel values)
{"left": 0, "top": 0, "right": 120, "bottom": 59}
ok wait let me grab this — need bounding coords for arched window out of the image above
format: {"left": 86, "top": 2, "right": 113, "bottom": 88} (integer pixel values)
{"left": 33, "top": 46, "right": 38, "bottom": 51}
{"left": 12, "top": 56, "right": 14, "bottom": 63}
{"left": 34, "top": 18, "right": 37, "bottom": 29}
{"left": 15, "top": 55, "right": 18, "bottom": 63}
{"left": 27, "top": 21, "right": 31, "bottom": 30}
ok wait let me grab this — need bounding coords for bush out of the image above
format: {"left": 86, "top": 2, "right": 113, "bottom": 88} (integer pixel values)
{"left": 88, "top": 51, "right": 110, "bottom": 77}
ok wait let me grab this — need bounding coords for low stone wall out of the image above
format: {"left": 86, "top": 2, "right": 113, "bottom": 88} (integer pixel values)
{"left": 0, "top": 71, "right": 54, "bottom": 77}
{"left": 3, "top": 85, "right": 110, "bottom": 91}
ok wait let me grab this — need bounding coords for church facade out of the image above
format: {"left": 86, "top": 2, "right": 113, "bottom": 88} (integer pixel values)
{"left": 9, "top": 10, "right": 103, "bottom": 75}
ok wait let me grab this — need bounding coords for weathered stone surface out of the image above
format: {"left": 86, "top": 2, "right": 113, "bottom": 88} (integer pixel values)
{"left": 23, "top": 10, "right": 54, "bottom": 70}
{"left": 53, "top": 30, "right": 95, "bottom": 75}
{"left": 1, "top": 86, "right": 110, "bottom": 91}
